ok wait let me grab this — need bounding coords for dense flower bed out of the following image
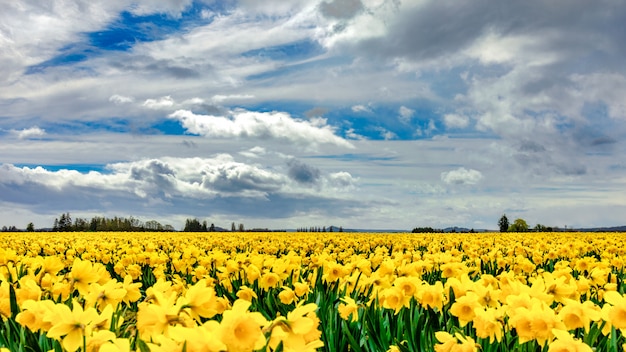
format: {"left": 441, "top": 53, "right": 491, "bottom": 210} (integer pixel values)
{"left": 1, "top": 232, "right": 625, "bottom": 351}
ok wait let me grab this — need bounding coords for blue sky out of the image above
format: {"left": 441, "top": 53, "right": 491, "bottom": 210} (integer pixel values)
{"left": 1, "top": 0, "right": 626, "bottom": 230}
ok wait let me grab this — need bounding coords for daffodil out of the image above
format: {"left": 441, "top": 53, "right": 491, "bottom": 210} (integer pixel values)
{"left": 450, "top": 292, "right": 481, "bottom": 327}
{"left": 218, "top": 299, "right": 268, "bottom": 352}
{"left": 45, "top": 300, "right": 100, "bottom": 352}
{"left": 338, "top": 296, "right": 359, "bottom": 322}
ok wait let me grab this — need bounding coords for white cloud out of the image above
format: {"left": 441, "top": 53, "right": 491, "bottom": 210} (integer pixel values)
{"left": 143, "top": 96, "right": 176, "bottom": 110}
{"left": 212, "top": 94, "right": 255, "bottom": 103}
{"left": 169, "top": 108, "right": 354, "bottom": 149}
{"left": 415, "top": 119, "right": 437, "bottom": 137}
{"left": 11, "top": 127, "right": 46, "bottom": 140}
{"left": 351, "top": 104, "right": 372, "bottom": 113}
{"left": 375, "top": 127, "right": 397, "bottom": 140}
{"left": 443, "top": 113, "right": 470, "bottom": 129}
{"left": 109, "top": 94, "right": 134, "bottom": 105}
{"left": 345, "top": 128, "right": 366, "bottom": 140}
{"left": 398, "top": 105, "right": 415, "bottom": 123}
{"left": 239, "top": 146, "right": 267, "bottom": 158}
{"left": 441, "top": 167, "right": 483, "bottom": 185}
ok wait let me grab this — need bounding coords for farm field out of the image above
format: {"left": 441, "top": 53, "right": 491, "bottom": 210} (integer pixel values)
{"left": 1, "top": 231, "right": 626, "bottom": 351}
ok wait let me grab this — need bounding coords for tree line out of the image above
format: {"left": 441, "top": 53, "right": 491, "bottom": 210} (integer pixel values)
{"left": 50, "top": 213, "right": 175, "bottom": 232}
{"left": 498, "top": 214, "right": 555, "bottom": 232}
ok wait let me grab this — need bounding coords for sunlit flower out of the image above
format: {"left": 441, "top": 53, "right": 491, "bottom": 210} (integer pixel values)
{"left": 450, "top": 292, "right": 481, "bottom": 327}
{"left": 218, "top": 299, "right": 268, "bottom": 352}
{"left": 45, "top": 300, "right": 100, "bottom": 352}
{"left": 69, "top": 258, "right": 100, "bottom": 295}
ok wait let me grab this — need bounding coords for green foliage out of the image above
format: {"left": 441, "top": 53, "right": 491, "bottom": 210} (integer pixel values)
{"left": 508, "top": 218, "right": 529, "bottom": 232}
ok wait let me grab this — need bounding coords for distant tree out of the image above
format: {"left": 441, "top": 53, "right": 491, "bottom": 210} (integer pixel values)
{"left": 26, "top": 222, "right": 35, "bottom": 232}
{"left": 238, "top": 223, "right": 245, "bottom": 232}
{"left": 339, "top": 226, "right": 343, "bottom": 232}
{"left": 231, "top": 222, "right": 236, "bottom": 231}
{"left": 533, "top": 224, "right": 548, "bottom": 232}
{"left": 202, "top": 221, "right": 208, "bottom": 232}
{"left": 209, "top": 223, "right": 216, "bottom": 232}
{"left": 184, "top": 218, "right": 203, "bottom": 232}
{"left": 498, "top": 214, "right": 509, "bottom": 233}
{"left": 509, "top": 218, "right": 529, "bottom": 232}
{"left": 145, "top": 220, "right": 164, "bottom": 231}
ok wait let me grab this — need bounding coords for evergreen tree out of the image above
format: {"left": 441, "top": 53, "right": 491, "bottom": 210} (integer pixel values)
{"left": 498, "top": 214, "right": 509, "bottom": 233}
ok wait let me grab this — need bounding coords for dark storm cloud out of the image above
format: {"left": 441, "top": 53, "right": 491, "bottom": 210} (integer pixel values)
{"left": 287, "top": 159, "right": 321, "bottom": 184}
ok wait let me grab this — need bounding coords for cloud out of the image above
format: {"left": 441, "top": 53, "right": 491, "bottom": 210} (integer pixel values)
{"left": 143, "top": 96, "right": 176, "bottom": 110}
{"left": 319, "top": 0, "right": 364, "bottom": 19}
{"left": 443, "top": 113, "right": 470, "bottom": 129}
{"left": 326, "top": 171, "right": 357, "bottom": 190}
{"left": 415, "top": 119, "right": 437, "bottom": 137}
{"left": 351, "top": 105, "right": 372, "bottom": 113}
{"left": 287, "top": 159, "right": 321, "bottom": 184}
{"left": 109, "top": 94, "right": 134, "bottom": 105}
{"left": 441, "top": 167, "right": 483, "bottom": 185}
{"left": 169, "top": 108, "right": 354, "bottom": 149}
{"left": 374, "top": 127, "right": 397, "bottom": 140}
{"left": 398, "top": 106, "right": 415, "bottom": 124}
{"left": 11, "top": 126, "right": 46, "bottom": 140}
{"left": 239, "top": 146, "right": 267, "bottom": 158}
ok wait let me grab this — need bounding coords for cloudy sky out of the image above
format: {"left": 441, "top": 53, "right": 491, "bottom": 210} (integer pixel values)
{"left": 1, "top": 0, "right": 626, "bottom": 231}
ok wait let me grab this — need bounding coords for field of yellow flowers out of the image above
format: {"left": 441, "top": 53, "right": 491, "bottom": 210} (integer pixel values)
{"left": 1, "top": 231, "right": 626, "bottom": 352}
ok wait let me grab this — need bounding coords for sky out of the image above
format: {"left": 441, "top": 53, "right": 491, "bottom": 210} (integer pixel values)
{"left": 1, "top": 0, "right": 626, "bottom": 231}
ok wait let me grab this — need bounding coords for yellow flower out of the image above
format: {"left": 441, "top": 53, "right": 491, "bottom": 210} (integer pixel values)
{"left": 338, "top": 296, "right": 359, "bottom": 322}
{"left": 293, "top": 282, "right": 311, "bottom": 297}
{"left": 85, "top": 280, "right": 126, "bottom": 311}
{"left": 16, "top": 277, "right": 42, "bottom": 304}
{"left": 381, "top": 286, "right": 410, "bottom": 314}
{"left": 0, "top": 282, "right": 12, "bottom": 318}
{"left": 99, "top": 337, "right": 131, "bottom": 352}
{"left": 45, "top": 301, "right": 100, "bottom": 352}
{"left": 121, "top": 275, "right": 142, "bottom": 304}
{"left": 259, "top": 272, "right": 281, "bottom": 291}
{"left": 136, "top": 292, "right": 180, "bottom": 340}
{"left": 472, "top": 307, "right": 504, "bottom": 343}
{"left": 218, "top": 299, "right": 268, "bottom": 352}
{"left": 509, "top": 301, "right": 564, "bottom": 347}
{"left": 278, "top": 287, "right": 297, "bottom": 305}
{"left": 548, "top": 329, "right": 593, "bottom": 352}
{"left": 15, "top": 299, "right": 56, "bottom": 332}
{"left": 601, "top": 290, "right": 626, "bottom": 334}
{"left": 236, "top": 285, "right": 258, "bottom": 302}
{"left": 450, "top": 292, "right": 481, "bottom": 327}
{"left": 168, "top": 323, "right": 226, "bottom": 352}
{"left": 394, "top": 276, "right": 420, "bottom": 297}
{"left": 178, "top": 279, "right": 220, "bottom": 321}
{"left": 268, "top": 303, "right": 323, "bottom": 352}
{"left": 416, "top": 281, "right": 445, "bottom": 311}
{"left": 558, "top": 299, "right": 601, "bottom": 332}
{"left": 69, "top": 258, "right": 100, "bottom": 295}
{"left": 323, "top": 262, "right": 346, "bottom": 283}
{"left": 434, "top": 331, "right": 478, "bottom": 352}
